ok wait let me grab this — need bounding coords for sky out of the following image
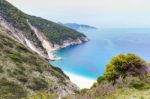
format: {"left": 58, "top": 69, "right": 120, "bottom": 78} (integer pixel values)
{"left": 6, "top": 0, "right": 150, "bottom": 28}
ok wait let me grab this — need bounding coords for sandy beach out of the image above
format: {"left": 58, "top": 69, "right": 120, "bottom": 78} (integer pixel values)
{"left": 65, "top": 72, "right": 95, "bottom": 89}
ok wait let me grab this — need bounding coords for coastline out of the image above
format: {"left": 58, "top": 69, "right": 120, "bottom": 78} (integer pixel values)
{"left": 65, "top": 72, "right": 95, "bottom": 89}
{"left": 50, "top": 37, "right": 89, "bottom": 61}
{"left": 50, "top": 38, "right": 92, "bottom": 88}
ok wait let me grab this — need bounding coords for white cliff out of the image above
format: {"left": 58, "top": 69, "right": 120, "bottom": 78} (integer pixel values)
{"left": 0, "top": 16, "right": 48, "bottom": 58}
{"left": 27, "top": 20, "right": 62, "bottom": 60}
{"left": 0, "top": 16, "right": 88, "bottom": 61}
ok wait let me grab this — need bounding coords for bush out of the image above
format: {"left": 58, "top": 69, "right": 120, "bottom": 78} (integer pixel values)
{"left": 27, "top": 77, "right": 48, "bottom": 90}
{"left": 97, "top": 76, "right": 105, "bottom": 84}
{"left": 130, "top": 78, "right": 144, "bottom": 89}
{"left": 104, "top": 53, "right": 147, "bottom": 83}
{"left": 81, "top": 88, "right": 89, "bottom": 94}
{"left": 92, "top": 82, "right": 97, "bottom": 88}
{"left": 7, "top": 51, "right": 23, "bottom": 63}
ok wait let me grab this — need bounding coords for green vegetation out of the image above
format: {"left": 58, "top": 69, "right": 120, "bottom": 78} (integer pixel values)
{"left": 0, "top": 0, "right": 86, "bottom": 45}
{"left": 0, "top": 1, "right": 81, "bottom": 97}
{"left": 107, "top": 88, "right": 150, "bottom": 99}
{"left": 104, "top": 53, "right": 147, "bottom": 84}
{"left": 24, "top": 92, "right": 58, "bottom": 99}
{"left": 27, "top": 77, "right": 49, "bottom": 91}
{"left": 0, "top": 0, "right": 31, "bottom": 33}
{"left": 27, "top": 16, "right": 86, "bottom": 45}
{"left": 0, "top": 78, "right": 27, "bottom": 99}
{"left": 0, "top": 26, "right": 72, "bottom": 98}
{"left": 97, "top": 76, "right": 105, "bottom": 84}
{"left": 64, "top": 53, "right": 150, "bottom": 99}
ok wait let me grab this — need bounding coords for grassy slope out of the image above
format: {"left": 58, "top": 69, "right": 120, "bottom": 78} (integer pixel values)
{"left": 108, "top": 88, "right": 150, "bottom": 99}
{"left": 0, "top": 26, "right": 69, "bottom": 99}
{"left": 0, "top": 0, "right": 86, "bottom": 45}
{"left": 65, "top": 76, "right": 150, "bottom": 99}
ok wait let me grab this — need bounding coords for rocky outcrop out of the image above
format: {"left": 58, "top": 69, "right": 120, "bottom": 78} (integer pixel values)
{"left": 0, "top": 16, "right": 49, "bottom": 59}
{"left": 27, "top": 20, "right": 59, "bottom": 60}
{"left": 0, "top": 16, "right": 88, "bottom": 61}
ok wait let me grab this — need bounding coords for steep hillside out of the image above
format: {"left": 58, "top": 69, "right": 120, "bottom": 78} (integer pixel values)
{"left": 0, "top": 0, "right": 88, "bottom": 60}
{"left": 64, "top": 54, "right": 150, "bottom": 99}
{"left": 0, "top": 26, "right": 79, "bottom": 99}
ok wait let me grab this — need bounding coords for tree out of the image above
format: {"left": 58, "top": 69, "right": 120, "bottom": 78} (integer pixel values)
{"left": 104, "top": 53, "right": 147, "bottom": 84}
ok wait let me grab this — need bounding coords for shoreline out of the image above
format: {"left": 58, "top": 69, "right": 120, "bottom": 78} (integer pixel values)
{"left": 50, "top": 38, "right": 93, "bottom": 88}
{"left": 50, "top": 37, "right": 89, "bottom": 61}
{"left": 65, "top": 72, "right": 95, "bottom": 89}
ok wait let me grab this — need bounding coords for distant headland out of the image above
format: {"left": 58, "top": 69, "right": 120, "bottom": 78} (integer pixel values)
{"left": 63, "top": 23, "right": 97, "bottom": 30}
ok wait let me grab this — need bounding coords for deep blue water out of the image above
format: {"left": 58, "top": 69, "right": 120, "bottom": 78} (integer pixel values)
{"left": 51, "top": 28, "right": 150, "bottom": 80}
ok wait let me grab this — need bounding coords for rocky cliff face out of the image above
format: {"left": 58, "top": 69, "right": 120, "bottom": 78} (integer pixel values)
{"left": 0, "top": 0, "right": 88, "bottom": 61}
{"left": 0, "top": 16, "right": 48, "bottom": 59}
{"left": 0, "top": 16, "right": 88, "bottom": 60}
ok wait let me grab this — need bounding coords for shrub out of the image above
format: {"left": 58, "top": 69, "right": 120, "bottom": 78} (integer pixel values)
{"left": 104, "top": 53, "right": 147, "bottom": 84}
{"left": 7, "top": 51, "right": 23, "bottom": 63}
{"left": 92, "top": 82, "right": 97, "bottom": 88}
{"left": 81, "top": 88, "right": 89, "bottom": 94}
{"left": 97, "top": 76, "right": 105, "bottom": 84}
{"left": 130, "top": 78, "right": 144, "bottom": 89}
{"left": 27, "top": 77, "right": 48, "bottom": 90}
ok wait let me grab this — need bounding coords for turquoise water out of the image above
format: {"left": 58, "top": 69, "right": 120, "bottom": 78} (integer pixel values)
{"left": 51, "top": 28, "right": 150, "bottom": 80}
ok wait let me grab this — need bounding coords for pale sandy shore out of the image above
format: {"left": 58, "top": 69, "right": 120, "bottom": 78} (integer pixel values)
{"left": 65, "top": 72, "right": 96, "bottom": 89}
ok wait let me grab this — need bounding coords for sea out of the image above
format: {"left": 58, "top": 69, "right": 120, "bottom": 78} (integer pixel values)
{"left": 51, "top": 28, "right": 150, "bottom": 80}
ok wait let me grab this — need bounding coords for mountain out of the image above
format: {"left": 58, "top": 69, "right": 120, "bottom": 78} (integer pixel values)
{"left": 0, "top": 0, "right": 88, "bottom": 61}
{"left": 0, "top": 0, "right": 86, "bottom": 98}
{"left": 64, "top": 23, "right": 97, "bottom": 30}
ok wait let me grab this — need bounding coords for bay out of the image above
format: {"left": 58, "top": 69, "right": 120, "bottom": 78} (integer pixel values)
{"left": 52, "top": 28, "right": 150, "bottom": 80}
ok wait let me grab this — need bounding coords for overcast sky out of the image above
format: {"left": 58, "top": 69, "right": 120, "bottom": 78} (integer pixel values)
{"left": 6, "top": 0, "right": 150, "bottom": 28}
